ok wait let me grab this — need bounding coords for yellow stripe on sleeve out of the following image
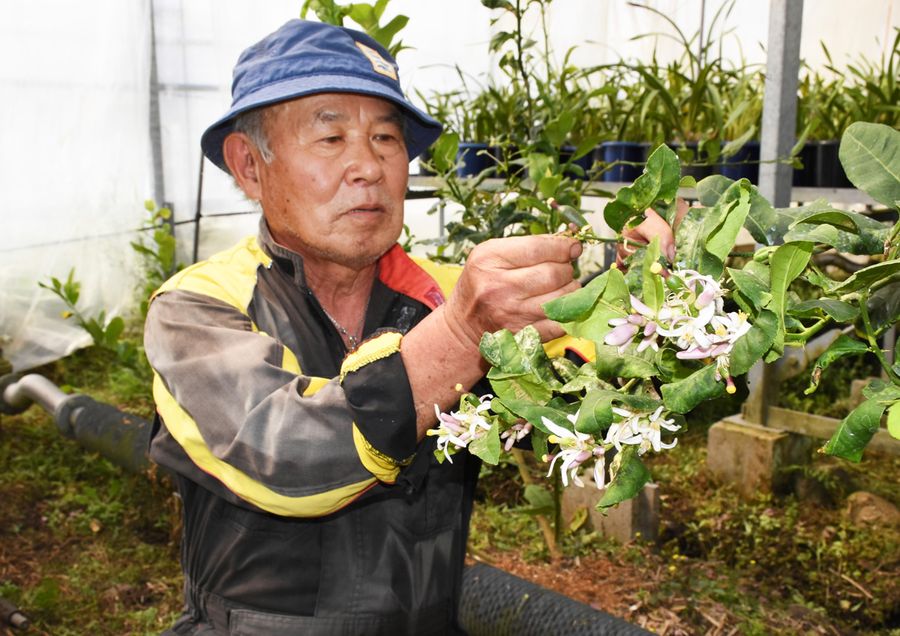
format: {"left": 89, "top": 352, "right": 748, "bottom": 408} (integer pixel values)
{"left": 352, "top": 425, "right": 401, "bottom": 483}
{"left": 153, "top": 374, "right": 376, "bottom": 518}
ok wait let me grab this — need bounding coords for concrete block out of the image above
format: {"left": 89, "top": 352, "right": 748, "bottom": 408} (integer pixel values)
{"left": 707, "top": 415, "right": 813, "bottom": 498}
{"left": 562, "top": 472, "right": 659, "bottom": 543}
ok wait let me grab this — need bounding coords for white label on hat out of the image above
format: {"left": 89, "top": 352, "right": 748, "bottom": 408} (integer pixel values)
{"left": 355, "top": 42, "right": 398, "bottom": 81}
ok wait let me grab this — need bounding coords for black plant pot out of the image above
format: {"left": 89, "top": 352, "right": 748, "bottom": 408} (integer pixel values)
{"left": 792, "top": 142, "right": 817, "bottom": 187}
{"left": 456, "top": 142, "right": 495, "bottom": 177}
{"left": 718, "top": 141, "right": 760, "bottom": 183}
{"left": 559, "top": 145, "right": 595, "bottom": 180}
{"left": 597, "top": 141, "right": 647, "bottom": 182}
{"left": 813, "top": 140, "right": 852, "bottom": 188}
{"left": 668, "top": 141, "right": 714, "bottom": 180}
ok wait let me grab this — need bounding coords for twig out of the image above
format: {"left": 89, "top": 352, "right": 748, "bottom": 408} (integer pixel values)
{"left": 510, "top": 448, "right": 563, "bottom": 563}
{"left": 466, "top": 546, "right": 495, "bottom": 565}
{"left": 699, "top": 609, "right": 723, "bottom": 629}
{"left": 830, "top": 568, "right": 874, "bottom": 599}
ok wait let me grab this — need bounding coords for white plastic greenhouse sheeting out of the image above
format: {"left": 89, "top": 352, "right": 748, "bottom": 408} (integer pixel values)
{"left": 2, "top": 0, "right": 898, "bottom": 371}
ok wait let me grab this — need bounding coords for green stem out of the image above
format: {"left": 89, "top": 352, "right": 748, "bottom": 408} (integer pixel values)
{"left": 784, "top": 317, "right": 830, "bottom": 344}
{"left": 859, "top": 290, "right": 900, "bottom": 385}
{"left": 513, "top": 0, "right": 535, "bottom": 130}
{"left": 620, "top": 378, "right": 639, "bottom": 393}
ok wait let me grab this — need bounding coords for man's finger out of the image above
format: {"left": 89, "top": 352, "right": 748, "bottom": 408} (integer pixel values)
{"left": 487, "top": 235, "right": 582, "bottom": 268}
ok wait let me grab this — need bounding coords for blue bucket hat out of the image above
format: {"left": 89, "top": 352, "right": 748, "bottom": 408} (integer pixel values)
{"left": 201, "top": 19, "right": 443, "bottom": 173}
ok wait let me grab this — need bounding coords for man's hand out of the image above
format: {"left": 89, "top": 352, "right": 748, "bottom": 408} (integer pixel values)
{"left": 444, "top": 235, "right": 583, "bottom": 346}
{"left": 616, "top": 199, "right": 689, "bottom": 268}
{"left": 403, "top": 234, "right": 581, "bottom": 436}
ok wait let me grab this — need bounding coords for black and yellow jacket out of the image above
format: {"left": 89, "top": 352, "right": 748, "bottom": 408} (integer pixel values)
{"left": 145, "top": 221, "right": 477, "bottom": 634}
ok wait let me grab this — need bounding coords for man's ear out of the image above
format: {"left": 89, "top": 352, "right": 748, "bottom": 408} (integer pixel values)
{"left": 223, "top": 132, "right": 263, "bottom": 200}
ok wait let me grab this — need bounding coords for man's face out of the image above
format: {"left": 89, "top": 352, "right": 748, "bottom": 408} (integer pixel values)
{"left": 254, "top": 93, "right": 409, "bottom": 270}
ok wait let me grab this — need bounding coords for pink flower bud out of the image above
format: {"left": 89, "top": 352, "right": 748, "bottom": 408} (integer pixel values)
{"left": 604, "top": 323, "right": 638, "bottom": 347}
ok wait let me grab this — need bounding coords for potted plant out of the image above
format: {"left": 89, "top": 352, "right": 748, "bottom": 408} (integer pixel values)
{"left": 717, "top": 66, "right": 764, "bottom": 183}
{"left": 624, "top": 1, "right": 746, "bottom": 179}
{"left": 591, "top": 65, "right": 652, "bottom": 183}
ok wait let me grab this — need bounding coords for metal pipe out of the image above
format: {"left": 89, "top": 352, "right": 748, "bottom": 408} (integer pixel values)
{"left": 1, "top": 373, "right": 68, "bottom": 415}
{"left": 0, "top": 598, "right": 29, "bottom": 631}
{"left": 1, "top": 373, "right": 153, "bottom": 473}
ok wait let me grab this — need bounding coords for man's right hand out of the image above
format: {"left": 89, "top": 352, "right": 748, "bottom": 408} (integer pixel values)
{"left": 443, "top": 234, "right": 583, "bottom": 347}
{"left": 402, "top": 234, "right": 581, "bottom": 436}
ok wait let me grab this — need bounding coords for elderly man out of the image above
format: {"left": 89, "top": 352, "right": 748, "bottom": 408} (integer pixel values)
{"left": 145, "top": 19, "right": 580, "bottom": 634}
{"left": 146, "top": 18, "right": 671, "bottom": 636}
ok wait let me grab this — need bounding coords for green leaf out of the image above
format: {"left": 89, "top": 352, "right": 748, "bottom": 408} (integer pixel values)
{"left": 104, "top": 316, "right": 125, "bottom": 347}
{"left": 696, "top": 176, "right": 775, "bottom": 245}
{"left": 572, "top": 389, "right": 623, "bottom": 434}
{"left": 594, "top": 344, "right": 659, "bottom": 380}
{"left": 597, "top": 447, "right": 651, "bottom": 509}
{"left": 480, "top": 329, "right": 522, "bottom": 371}
{"left": 839, "top": 122, "right": 900, "bottom": 209}
{"left": 730, "top": 310, "right": 778, "bottom": 376}
{"left": 704, "top": 184, "right": 751, "bottom": 269}
{"left": 887, "top": 402, "right": 900, "bottom": 440}
{"left": 543, "top": 112, "right": 575, "bottom": 148}
{"left": 527, "top": 152, "right": 553, "bottom": 181}
{"left": 768, "top": 242, "right": 813, "bottom": 355}
{"left": 661, "top": 364, "right": 726, "bottom": 414}
{"left": 821, "top": 397, "right": 888, "bottom": 462}
{"left": 673, "top": 205, "right": 707, "bottom": 272}
{"left": 788, "top": 299, "right": 858, "bottom": 323}
{"left": 862, "top": 378, "right": 900, "bottom": 402}
{"left": 783, "top": 211, "right": 888, "bottom": 254}
{"left": 492, "top": 399, "right": 570, "bottom": 435}
{"left": 469, "top": 420, "right": 502, "bottom": 465}
{"left": 487, "top": 373, "right": 553, "bottom": 405}
{"left": 545, "top": 268, "right": 629, "bottom": 342}
{"left": 866, "top": 281, "right": 900, "bottom": 335}
{"left": 696, "top": 175, "right": 732, "bottom": 206}
{"left": 829, "top": 260, "right": 900, "bottom": 295}
{"left": 430, "top": 132, "right": 459, "bottom": 173}
{"left": 603, "top": 145, "right": 680, "bottom": 232}
{"left": 804, "top": 334, "right": 870, "bottom": 394}
{"left": 374, "top": 15, "right": 408, "bottom": 47}
{"left": 519, "top": 484, "right": 554, "bottom": 516}
{"left": 559, "top": 363, "right": 615, "bottom": 394}
{"left": 538, "top": 174, "right": 563, "bottom": 199}
{"left": 482, "top": 328, "right": 559, "bottom": 403}
{"left": 727, "top": 267, "right": 772, "bottom": 311}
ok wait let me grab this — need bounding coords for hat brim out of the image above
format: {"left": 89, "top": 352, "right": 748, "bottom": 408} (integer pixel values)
{"left": 201, "top": 74, "right": 443, "bottom": 173}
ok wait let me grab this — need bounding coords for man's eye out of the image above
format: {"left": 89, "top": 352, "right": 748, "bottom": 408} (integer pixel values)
{"left": 320, "top": 135, "right": 343, "bottom": 144}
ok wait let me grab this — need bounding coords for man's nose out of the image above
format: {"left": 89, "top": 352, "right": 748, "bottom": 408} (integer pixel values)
{"left": 344, "top": 137, "right": 385, "bottom": 184}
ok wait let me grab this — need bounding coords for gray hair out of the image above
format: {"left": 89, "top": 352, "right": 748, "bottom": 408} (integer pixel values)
{"left": 232, "top": 107, "right": 274, "bottom": 164}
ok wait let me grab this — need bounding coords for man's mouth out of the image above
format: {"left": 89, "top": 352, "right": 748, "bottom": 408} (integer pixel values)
{"left": 347, "top": 204, "right": 384, "bottom": 214}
